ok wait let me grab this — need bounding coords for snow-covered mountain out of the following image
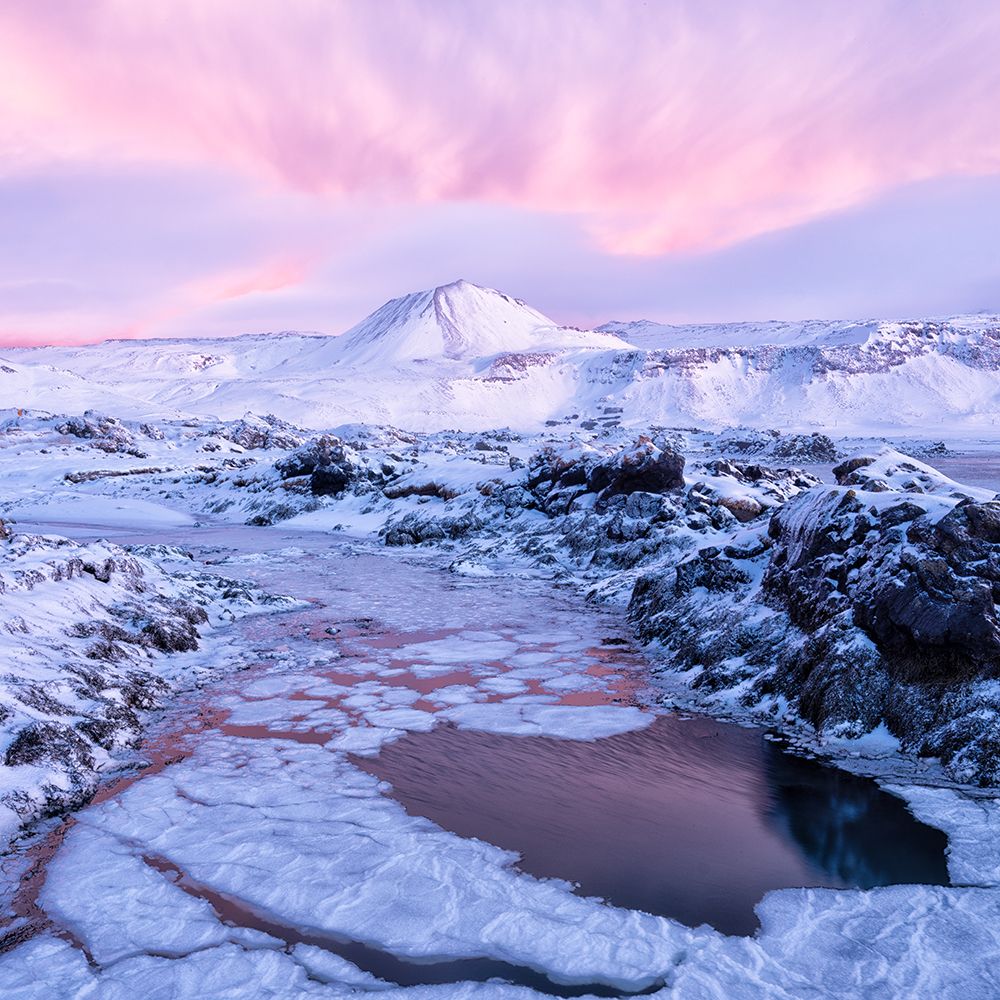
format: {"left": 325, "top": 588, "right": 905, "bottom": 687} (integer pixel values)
{"left": 3, "top": 283, "right": 1000, "bottom": 436}
{"left": 331, "top": 279, "right": 627, "bottom": 364}
{"left": 0, "top": 281, "right": 632, "bottom": 430}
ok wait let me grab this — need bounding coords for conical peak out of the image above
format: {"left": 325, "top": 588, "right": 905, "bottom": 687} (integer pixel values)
{"left": 333, "top": 281, "right": 631, "bottom": 365}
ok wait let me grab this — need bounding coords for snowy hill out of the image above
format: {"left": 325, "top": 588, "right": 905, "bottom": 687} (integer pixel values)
{"left": 3, "top": 287, "right": 1000, "bottom": 436}
{"left": 332, "top": 279, "right": 628, "bottom": 364}
{"left": 589, "top": 315, "right": 1000, "bottom": 436}
{"left": 0, "top": 354, "right": 156, "bottom": 417}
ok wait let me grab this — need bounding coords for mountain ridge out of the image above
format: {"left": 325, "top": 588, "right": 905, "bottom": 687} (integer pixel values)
{"left": 2, "top": 282, "right": 999, "bottom": 436}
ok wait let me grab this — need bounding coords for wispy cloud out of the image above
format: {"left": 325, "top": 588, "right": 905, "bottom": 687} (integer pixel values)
{"left": 1, "top": 1, "right": 999, "bottom": 343}
{"left": 3, "top": 1, "right": 1000, "bottom": 254}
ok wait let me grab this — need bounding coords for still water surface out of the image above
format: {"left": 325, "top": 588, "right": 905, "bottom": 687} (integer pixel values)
{"left": 360, "top": 715, "right": 949, "bottom": 936}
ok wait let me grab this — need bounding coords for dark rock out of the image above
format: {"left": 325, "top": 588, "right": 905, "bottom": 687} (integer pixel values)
{"left": 852, "top": 502, "right": 1000, "bottom": 679}
{"left": 140, "top": 619, "right": 200, "bottom": 653}
{"left": 4, "top": 722, "right": 94, "bottom": 770}
{"left": 724, "top": 535, "right": 772, "bottom": 560}
{"left": 311, "top": 465, "right": 352, "bottom": 496}
{"left": 771, "top": 433, "right": 839, "bottom": 463}
{"left": 382, "top": 481, "right": 461, "bottom": 501}
{"left": 274, "top": 435, "right": 363, "bottom": 497}
{"left": 55, "top": 412, "right": 147, "bottom": 457}
{"left": 64, "top": 467, "right": 167, "bottom": 486}
{"left": 80, "top": 557, "right": 115, "bottom": 583}
{"left": 623, "top": 492, "right": 666, "bottom": 520}
{"left": 276, "top": 435, "right": 347, "bottom": 479}
{"left": 674, "top": 551, "right": 750, "bottom": 594}
{"left": 832, "top": 456, "right": 875, "bottom": 484}
{"left": 588, "top": 441, "right": 685, "bottom": 499}
{"left": 918, "top": 712, "right": 1000, "bottom": 786}
{"left": 383, "top": 511, "right": 482, "bottom": 546}
{"left": 878, "top": 501, "right": 927, "bottom": 527}
{"left": 246, "top": 503, "right": 300, "bottom": 525}
{"left": 965, "top": 502, "right": 1000, "bottom": 543}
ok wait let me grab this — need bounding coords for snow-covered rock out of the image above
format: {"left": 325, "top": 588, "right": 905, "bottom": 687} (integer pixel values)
{"left": 0, "top": 529, "right": 294, "bottom": 843}
{"left": 629, "top": 459, "right": 1000, "bottom": 785}
{"left": 3, "top": 404, "right": 1000, "bottom": 787}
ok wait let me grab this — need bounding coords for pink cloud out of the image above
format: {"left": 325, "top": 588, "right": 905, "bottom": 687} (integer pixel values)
{"left": 2, "top": 1, "right": 999, "bottom": 256}
{"left": 119, "top": 256, "right": 318, "bottom": 338}
{"left": 0, "top": 251, "right": 317, "bottom": 346}
{"left": 183, "top": 257, "right": 314, "bottom": 307}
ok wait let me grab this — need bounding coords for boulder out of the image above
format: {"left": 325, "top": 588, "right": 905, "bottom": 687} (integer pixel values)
{"left": 275, "top": 435, "right": 359, "bottom": 497}
{"left": 717, "top": 495, "right": 765, "bottom": 523}
{"left": 311, "top": 465, "right": 352, "bottom": 496}
{"left": 587, "top": 440, "right": 685, "bottom": 499}
{"left": 275, "top": 435, "right": 346, "bottom": 478}
{"left": 219, "top": 415, "right": 304, "bottom": 451}
{"left": 832, "top": 456, "right": 874, "bottom": 484}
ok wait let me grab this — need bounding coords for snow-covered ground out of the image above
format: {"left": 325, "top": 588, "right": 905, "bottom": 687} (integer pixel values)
{"left": 3, "top": 281, "right": 1000, "bottom": 435}
{"left": 0, "top": 526, "right": 299, "bottom": 846}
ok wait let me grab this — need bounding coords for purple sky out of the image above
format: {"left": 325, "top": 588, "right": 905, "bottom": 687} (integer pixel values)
{"left": 2, "top": 1, "right": 1000, "bottom": 345}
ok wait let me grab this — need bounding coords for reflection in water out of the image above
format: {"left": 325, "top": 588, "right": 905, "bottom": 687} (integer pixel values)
{"left": 8, "top": 522, "right": 953, "bottom": 951}
{"left": 359, "top": 716, "right": 949, "bottom": 936}
{"left": 761, "top": 748, "right": 949, "bottom": 889}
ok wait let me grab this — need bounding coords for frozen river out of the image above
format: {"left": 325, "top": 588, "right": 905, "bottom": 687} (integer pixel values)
{"left": 0, "top": 524, "right": 955, "bottom": 997}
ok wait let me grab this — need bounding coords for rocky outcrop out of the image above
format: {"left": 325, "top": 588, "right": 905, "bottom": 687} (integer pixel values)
{"left": 629, "top": 476, "right": 1000, "bottom": 786}
{"left": 767, "top": 492, "right": 1000, "bottom": 681}
{"left": 382, "top": 481, "right": 460, "bottom": 501}
{"left": 523, "top": 438, "right": 685, "bottom": 517}
{"left": 379, "top": 438, "right": 689, "bottom": 564}
{"left": 55, "top": 412, "right": 147, "bottom": 457}
{"left": 772, "top": 433, "right": 839, "bottom": 463}
{"left": 383, "top": 511, "right": 484, "bottom": 546}
{"left": 829, "top": 450, "right": 984, "bottom": 500}
{"left": 275, "top": 434, "right": 344, "bottom": 479}
{"left": 275, "top": 435, "right": 362, "bottom": 496}
{"left": 378, "top": 439, "right": 820, "bottom": 585}
{"left": 712, "top": 428, "right": 839, "bottom": 463}
{"left": 0, "top": 533, "right": 294, "bottom": 842}
{"left": 694, "top": 461, "right": 820, "bottom": 524}
{"left": 587, "top": 440, "right": 685, "bottom": 499}
{"left": 217, "top": 414, "right": 304, "bottom": 451}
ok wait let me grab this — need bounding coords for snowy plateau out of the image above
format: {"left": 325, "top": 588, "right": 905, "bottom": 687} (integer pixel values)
{"left": 0, "top": 280, "right": 999, "bottom": 998}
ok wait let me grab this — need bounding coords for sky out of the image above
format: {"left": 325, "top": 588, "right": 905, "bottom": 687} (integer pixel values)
{"left": 2, "top": 0, "right": 1000, "bottom": 346}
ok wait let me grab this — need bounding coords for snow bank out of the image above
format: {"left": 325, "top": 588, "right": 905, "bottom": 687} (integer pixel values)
{"left": 0, "top": 528, "right": 295, "bottom": 845}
